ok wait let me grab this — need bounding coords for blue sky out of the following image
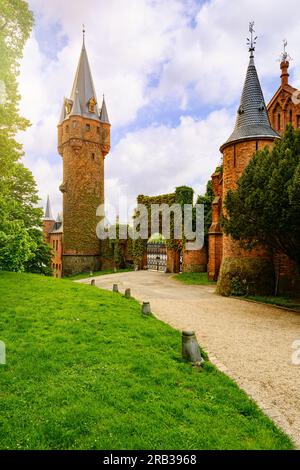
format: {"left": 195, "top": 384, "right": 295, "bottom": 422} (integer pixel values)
{"left": 17, "top": 0, "right": 300, "bottom": 221}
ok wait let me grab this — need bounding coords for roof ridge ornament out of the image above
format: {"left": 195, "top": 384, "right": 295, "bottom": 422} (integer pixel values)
{"left": 246, "top": 21, "right": 257, "bottom": 59}
{"left": 280, "top": 39, "right": 292, "bottom": 63}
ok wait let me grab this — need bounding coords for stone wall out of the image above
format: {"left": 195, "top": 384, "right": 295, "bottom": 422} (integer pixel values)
{"left": 63, "top": 255, "right": 101, "bottom": 276}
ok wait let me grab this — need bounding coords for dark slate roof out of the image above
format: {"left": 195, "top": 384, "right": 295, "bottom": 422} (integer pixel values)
{"left": 44, "top": 195, "right": 54, "bottom": 221}
{"left": 221, "top": 57, "right": 280, "bottom": 150}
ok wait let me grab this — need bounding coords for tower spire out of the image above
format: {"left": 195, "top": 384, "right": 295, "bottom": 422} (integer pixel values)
{"left": 221, "top": 24, "right": 279, "bottom": 151}
{"left": 67, "top": 34, "right": 100, "bottom": 121}
{"left": 44, "top": 195, "right": 54, "bottom": 221}
{"left": 100, "top": 94, "right": 110, "bottom": 124}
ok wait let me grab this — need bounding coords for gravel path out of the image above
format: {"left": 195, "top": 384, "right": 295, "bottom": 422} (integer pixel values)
{"left": 78, "top": 271, "right": 300, "bottom": 447}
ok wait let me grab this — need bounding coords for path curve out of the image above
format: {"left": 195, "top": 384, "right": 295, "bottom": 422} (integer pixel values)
{"left": 78, "top": 271, "right": 300, "bottom": 447}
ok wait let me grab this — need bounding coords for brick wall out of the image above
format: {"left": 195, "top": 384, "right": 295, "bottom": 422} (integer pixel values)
{"left": 183, "top": 248, "right": 207, "bottom": 273}
{"left": 58, "top": 115, "right": 110, "bottom": 275}
{"left": 49, "top": 233, "right": 63, "bottom": 278}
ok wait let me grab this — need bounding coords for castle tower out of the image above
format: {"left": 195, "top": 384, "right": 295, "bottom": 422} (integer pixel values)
{"left": 217, "top": 24, "right": 280, "bottom": 295}
{"left": 57, "top": 32, "right": 111, "bottom": 275}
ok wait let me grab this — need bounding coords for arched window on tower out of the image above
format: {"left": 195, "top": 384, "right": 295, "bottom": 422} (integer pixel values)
{"left": 277, "top": 114, "right": 281, "bottom": 131}
{"left": 290, "top": 109, "right": 293, "bottom": 124}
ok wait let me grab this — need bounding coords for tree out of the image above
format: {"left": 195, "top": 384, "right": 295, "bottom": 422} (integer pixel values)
{"left": 0, "top": 1, "right": 51, "bottom": 274}
{"left": 197, "top": 175, "right": 216, "bottom": 246}
{"left": 223, "top": 125, "right": 300, "bottom": 269}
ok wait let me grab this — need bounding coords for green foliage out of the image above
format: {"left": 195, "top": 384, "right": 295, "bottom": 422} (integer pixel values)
{"left": 175, "top": 186, "right": 194, "bottom": 206}
{"left": 132, "top": 238, "right": 147, "bottom": 267}
{"left": 0, "top": 2, "right": 51, "bottom": 274}
{"left": 197, "top": 178, "right": 215, "bottom": 243}
{"left": 223, "top": 125, "right": 300, "bottom": 268}
{"left": 0, "top": 271, "right": 293, "bottom": 450}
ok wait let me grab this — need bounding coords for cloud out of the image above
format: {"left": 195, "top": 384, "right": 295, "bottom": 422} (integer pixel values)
{"left": 16, "top": 0, "right": 300, "bottom": 219}
{"left": 106, "top": 108, "right": 233, "bottom": 221}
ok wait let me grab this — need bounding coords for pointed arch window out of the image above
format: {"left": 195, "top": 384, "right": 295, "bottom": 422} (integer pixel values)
{"left": 277, "top": 114, "right": 281, "bottom": 131}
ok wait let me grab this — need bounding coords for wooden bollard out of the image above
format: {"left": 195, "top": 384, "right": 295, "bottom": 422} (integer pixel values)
{"left": 113, "top": 284, "right": 119, "bottom": 293}
{"left": 91, "top": 279, "right": 95, "bottom": 286}
{"left": 142, "top": 302, "right": 151, "bottom": 315}
{"left": 125, "top": 288, "right": 131, "bottom": 298}
{"left": 182, "top": 331, "right": 203, "bottom": 365}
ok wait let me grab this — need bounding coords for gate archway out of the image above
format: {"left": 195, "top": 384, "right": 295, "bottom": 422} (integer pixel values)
{"left": 147, "top": 233, "right": 167, "bottom": 272}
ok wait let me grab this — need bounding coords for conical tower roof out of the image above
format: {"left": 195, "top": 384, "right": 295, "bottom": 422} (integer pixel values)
{"left": 44, "top": 195, "right": 54, "bottom": 221}
{"left": 69, "top": 40, "right": 100, "bottom": 121}
{"left": 221, "top": 41, "right": 279, "bottom": 151}
{"left": 100, "top": 95, "right": 110, "bottom": 124}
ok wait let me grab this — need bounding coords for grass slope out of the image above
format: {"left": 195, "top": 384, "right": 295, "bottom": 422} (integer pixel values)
{"left": 0, "top": 272, "right": 293, "bottom": 450}
{"left": 67, "top": 268, "right": 133, "bottom": 281}
{"left": 173, "top": 272, "right": 216, "bottom": 286}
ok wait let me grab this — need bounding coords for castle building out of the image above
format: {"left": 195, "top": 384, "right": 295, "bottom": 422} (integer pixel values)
{"left": 43, "top": 196, "right": 63, "bottom": 278}
{"left": 208, "top": 33, "right": 300, "bottom": 296}
{"left": 44, "top": 32, "right": 111, "bottom": 276}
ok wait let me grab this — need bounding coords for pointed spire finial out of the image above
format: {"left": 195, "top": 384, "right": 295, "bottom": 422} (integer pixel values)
{"left": 246, "top": 21, "right": 257, "bottom": 58}
{"left": 82, "top": 24, "right": 85, "bottom": 45}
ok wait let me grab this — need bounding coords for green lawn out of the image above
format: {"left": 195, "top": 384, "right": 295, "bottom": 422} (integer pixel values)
{"left": 0, "top": 272, "right": 293, "bottom": 450}
{"left": 66, "top": 267, "right": 133, "bottom": 281}
{"left": 173, "top": 272, "right": 216, "bottom": 286}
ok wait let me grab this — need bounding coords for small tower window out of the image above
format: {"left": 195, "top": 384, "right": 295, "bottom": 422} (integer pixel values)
{"left": 97, "top": 126, "right": 100, "bottom": 134}
{"left": 86, "top": 124, "right": 91, "bottom": 132}
{"left": 92, "top": 153, "right": 95, "bottom": 160}
{"left": 72, "top": 120, "right": 77, "bottom": 128}
{"left": 66, "top": 125, "right": 69, "bottom": 133}
{"left": 290, "top": 110, "right": 293, "bottom": 123}
{"left": 233, "top": 145, "right": 236, "bottom": 167}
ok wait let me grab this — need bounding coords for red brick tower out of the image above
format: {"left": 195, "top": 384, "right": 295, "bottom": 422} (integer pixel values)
{"left": 57, "top": 32, "right": 111, "bottom": 275}
{"left": 217, "top": 24, "right": 280, "bottom": 295}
